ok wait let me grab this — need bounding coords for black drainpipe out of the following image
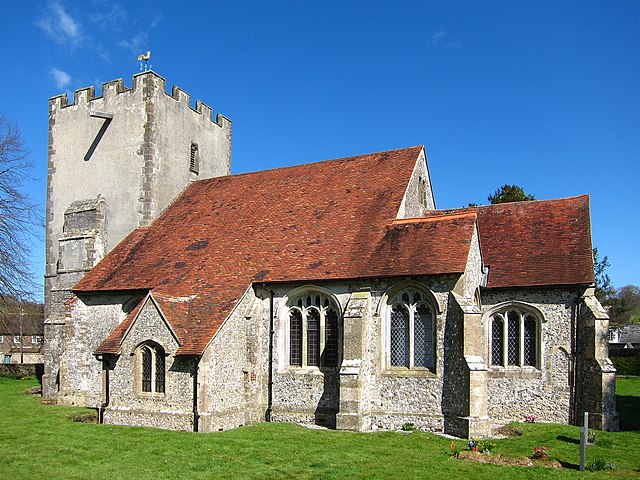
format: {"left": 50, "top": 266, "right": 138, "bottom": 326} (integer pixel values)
{"left": 99, "top": 356, "right": 110, "bottom": 424}
{"left": 571, "top": 296, "right": 580, "bottom": 425}
{"left": 193, "top": 355, "right": 201, "bottom": 432}
{"left": 265, "top": 286, "right": 274, "bottom": 422}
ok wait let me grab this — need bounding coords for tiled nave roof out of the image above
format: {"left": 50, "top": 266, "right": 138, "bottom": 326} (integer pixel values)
{"left": 85, "top": 146, "right": 594, "bottom": 355}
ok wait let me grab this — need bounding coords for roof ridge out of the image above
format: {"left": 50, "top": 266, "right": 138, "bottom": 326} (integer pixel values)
{"left": 192, "top": 145, "right": 424, "bottom": 183}
{"left": 477, "top": 193, "right": 589, "bottom": 209}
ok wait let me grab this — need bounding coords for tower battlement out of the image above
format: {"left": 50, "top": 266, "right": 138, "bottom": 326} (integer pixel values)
{"left": 49, "top": 71, "right": 230, "bottom": 129}
{"left": 44, "top": 70, "right": 232, "bottom": 360}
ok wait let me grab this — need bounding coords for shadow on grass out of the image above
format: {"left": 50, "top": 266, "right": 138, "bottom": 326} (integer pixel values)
{"left": 555, "top": 435, "right": 579, "bottom": 445}
{"left": 558, "top": 460, "right": 579, "bottom": 470}
{"left": 617, "top": 395, "right": 640, "bottom": 431}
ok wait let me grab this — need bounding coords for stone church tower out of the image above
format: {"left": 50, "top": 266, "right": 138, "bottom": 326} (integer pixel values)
{"left": 43, "top": 71, "right": 232, "bottom": 398}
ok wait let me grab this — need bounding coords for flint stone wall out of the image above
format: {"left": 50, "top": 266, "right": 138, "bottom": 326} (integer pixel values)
{"left": 270, "top": 276, "right": 459, "bottom": 432}
{"left": 397, "top": 149, "right": 435, "bottom": 217}
{"left": 199, "top": 287, "right": 267, "bottom": 432}
{"left": 270, "top": 283, "right": 352, "bottom": 427}
{"left": 481, "top": 288, "right": 579, "bottom": 426}
{"left": 104, "top": 299, "right": 194, "bottom": 431}
{"left": 56, "top": 293, "right": 134, "bottom": 407}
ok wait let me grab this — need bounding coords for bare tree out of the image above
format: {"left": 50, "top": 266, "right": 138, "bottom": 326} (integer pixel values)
{"left": 0, "top": 116, "right": 39, "bottom": 302}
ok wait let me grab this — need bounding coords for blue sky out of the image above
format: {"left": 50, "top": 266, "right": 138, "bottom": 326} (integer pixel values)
{"left": 1, "top": 1, "right": 638, "bottom": 301}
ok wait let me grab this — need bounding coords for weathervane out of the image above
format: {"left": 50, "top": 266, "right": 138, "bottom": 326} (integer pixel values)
{"left": 137, "top": 51, "right": 151, "bottom": 71}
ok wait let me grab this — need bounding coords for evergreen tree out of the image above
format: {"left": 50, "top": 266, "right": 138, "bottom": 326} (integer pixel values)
{"left": 488, "top": 184, "right": 535, "bottom": 204}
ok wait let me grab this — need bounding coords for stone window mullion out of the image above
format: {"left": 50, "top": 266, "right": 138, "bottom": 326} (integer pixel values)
{"left": 301, "top": 309, "right": 308, "bottom": 368}
{"left": 319, "top": 308, "right": 326, "bottom": 363}
{"left": 519, "top": 313, "right": 525, "bottom": 367}
{"left": 408, "top": 306, "right": 415, "bottom": 369}
{"left": 502, "top": 316, "right": 509, "bottom": 367}
{"left": 150, "top": 347, "right": 156, "bottom": 392}
{"left": 489, "top": 306, "right": 542, "bottom": 369}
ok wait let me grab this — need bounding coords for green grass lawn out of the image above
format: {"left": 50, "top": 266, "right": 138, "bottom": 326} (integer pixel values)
{"left": 1, "top": 377, "right": 639, "bottom": 479}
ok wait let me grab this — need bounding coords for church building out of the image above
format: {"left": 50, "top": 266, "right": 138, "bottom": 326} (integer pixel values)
{"left": 42, "top": 71, "right": 617, "bottom": 437}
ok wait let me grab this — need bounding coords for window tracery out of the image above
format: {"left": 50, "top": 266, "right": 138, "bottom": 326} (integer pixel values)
{"left": 386, "top": 287, "right": 435, "bottom": 371}
{"left": 489, "top": 308, "right": 539, "bottom": 368}
{"left": 287, "top": 291, "right": 340, "bottom": 368}
{"left": 138, "top": 342, "right": 165, "bottom": 394}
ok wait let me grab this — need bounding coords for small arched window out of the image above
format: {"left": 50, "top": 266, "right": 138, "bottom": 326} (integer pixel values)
{"left": 387, "top": 287, "right": 435, "bottom": 371}
{"left": 287, "top": 291, "right": 341, "bottom": 368}
{"left": 138, "top": 342, "right": 165, "bottom": 394}
{"left": 489, "top": 308, "right": 539, "bottom": 368}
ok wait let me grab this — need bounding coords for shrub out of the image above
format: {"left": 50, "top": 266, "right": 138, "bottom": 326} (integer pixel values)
{"left": 586, "top": 458, "right": 616, "bottom": 471}
{"left": 401, "top": 422, "right": 415, "bottom": 432}
{"left": 73, "top": 412, "right": 98, "bottom": 423}
{"left": 610, "top": 355, "right": 640, "bottom": 375}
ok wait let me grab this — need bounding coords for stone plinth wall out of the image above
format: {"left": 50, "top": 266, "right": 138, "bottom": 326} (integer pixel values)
{"left": 0, "top": 363, "right": 44, "bottom": 380}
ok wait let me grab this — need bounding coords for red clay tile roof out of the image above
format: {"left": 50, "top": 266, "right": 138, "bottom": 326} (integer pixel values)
{"left": 95, "top": 296, "right": 144, "bottom": 354}
{"left": 96, "top": 293, "right": 197, "bottom": 354}
{"left": 79, "top": 146, "right": 477, "bottom": 355}
{"left": 80, "top": 147, "right": 595, "bottom": 355}
{"left": 476, "top": 195, "right": 595, "bottom": 288}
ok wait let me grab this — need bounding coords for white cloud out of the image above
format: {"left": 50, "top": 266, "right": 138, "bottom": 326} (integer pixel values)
{"left": 446, "top": 39, "right": 462, "bottom": 50}
{"left": 431, "top": 30, "right": 446, "bottom": 46}
{"left": 149, "top": 14, "right": 163, "bottom": 29}
{"left": 89, "top": 0, "right": 127, "bottom": 28}
{"left": 50, "top": 67, "right": 72, "bottom": 90}
{"left": 37, "top": 1, "right": 81, "bottom": 46}
{"left": 431, "top": 30, "right": 462, "bottom": 49}
{"left": 118, "top": 33, "right": 149, "bottom": 56}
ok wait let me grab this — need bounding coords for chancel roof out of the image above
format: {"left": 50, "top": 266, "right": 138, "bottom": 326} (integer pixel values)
{"left": 476, "top": 196, "right": 594, "bottom": 288}
{"left": 85, "top": 146, "right": 594, "bottom": 355}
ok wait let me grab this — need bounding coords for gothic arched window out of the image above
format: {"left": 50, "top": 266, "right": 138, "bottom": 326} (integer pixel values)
{"left": 138, "top": 342, "right": 165, "bottom": 394}
{"left": 489, "top": 308, "right": 539, "bottom": 368}
{"left": 288, "top": 292, "right": 341, "bottom": 368}
{"left": 387, "top": 287, "right": 435, "bottom": 371}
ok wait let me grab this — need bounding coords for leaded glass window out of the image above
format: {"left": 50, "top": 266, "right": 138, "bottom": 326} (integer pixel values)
{"left": 141, "top": 347, "right": 152, "bottom": 392}
{"left": 155, "top": 350, "right": 165, "bottom": 393}
{"left": 138, "top": 343, "right": 166, "bottom": 395}
{"left": 387, "top": 287, "right": 436, "bottom": 371}
{"left": 490, "top": 307, "right": 540, "bottom": 368}
{"left": 307, "top": 308, "right": 320, "bottom": 367}
{"left": 289, "top": 309, "right": 302, "bottom": 367}
{"left": 287, "top": 291, "right": 341, "bottom": 368}
{"left": 414, "top": 304, "right": 434, "bottom": 368}
{"left": 507, "top": 312, "right": 520, "bottom": 366}
{"left": 491, "top": 316, "right": 504, "bottom": 366}
{"left": 390, "top": 304, "right": 409, "bottom": 367}
{"left": 523, "top": 315, "right": 536, "bottom": 366}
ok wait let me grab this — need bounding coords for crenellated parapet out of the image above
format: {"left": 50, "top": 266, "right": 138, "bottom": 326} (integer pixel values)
{"left": 48, "top": 71, "right": 231, "bottom": 129}
{"left": 44, "top": 70, "right": 232, "bottom": 404}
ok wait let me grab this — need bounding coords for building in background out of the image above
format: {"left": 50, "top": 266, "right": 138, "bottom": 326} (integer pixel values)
{"left": 0, "top": 302, "right": 45, "bottom": 364}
